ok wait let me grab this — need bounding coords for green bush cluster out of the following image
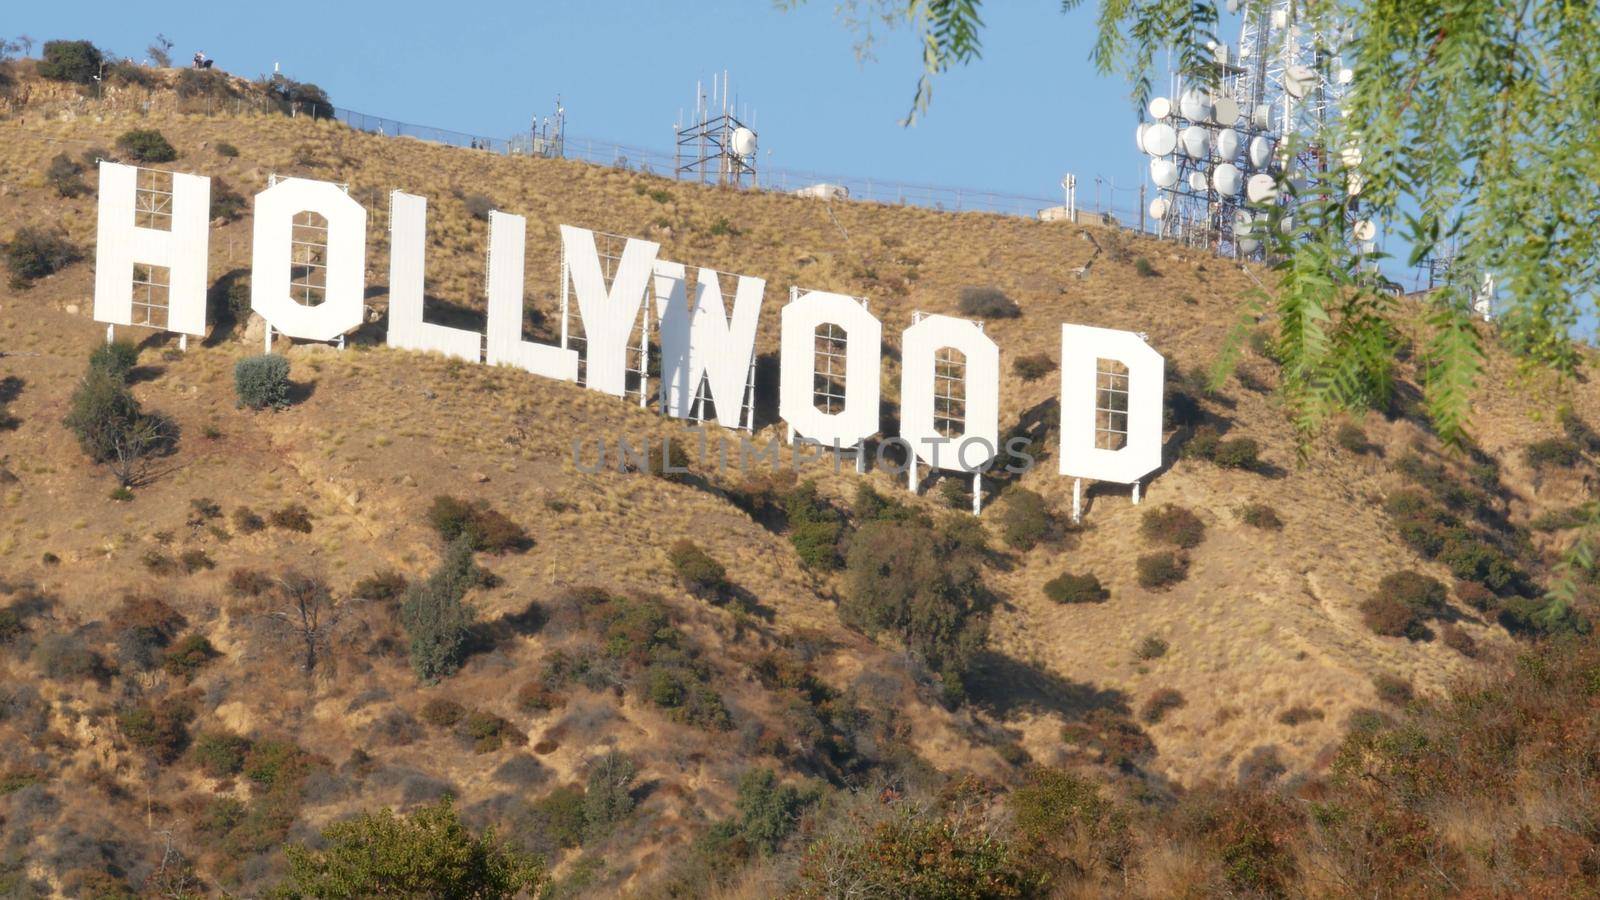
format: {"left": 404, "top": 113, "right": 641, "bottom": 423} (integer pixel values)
{"left": 957, "top": 286, "right": 1021, "bottom": 318}
{"left": 1359, "top": 570, "right": 1448, "bottom": 640}
{"left": 1140, "top": 504, "right": 1205, "bottom": 548}
{"left": 1136, "top": 552, "right": 1187, "bottom": 590}
{"left": 1043, "top": 572, "right": 1108, "bottom": 604}
{"left": 115, "top": 128, "right": 178, "bottom": 163}
{"left": 401, "top": 537, "right": 479, "bottom": 683}
{"left": 426, "top": 495, "right": 531, "bottom": 553}
{"left": 1524, "top": 437, "right": 1582, "bottom": 470}
{"left": 1237, "top": 503, "right": 1283, "bottom": 530}
{"left": 784, "top": 480, "right": 845, "bottom": 569}
{"left": 1383, "top": 488, "right": 1527, "bottom": 595}
{"left": 667, "top": 539, "right": 727, "bottom": 599}
{"left": 234, "top": 354, "right": 291, "bottom": 410}
{"left": 38, "top": 40, "right": 103, "bottom": 83}
{"left": 46, "top": 153, "right": 87, "bottom": 197}
{"left": 1013, "top": 352, "right": 1055, "bottom": 382}
{"left": 1182, "top": 425, "right": 1260, "bottom": 470}
{"left": 999, "top": 487, "right": 1053, "bottom": 550}
{"left": 4, "top": 226, "right": 80, "bottom": 289}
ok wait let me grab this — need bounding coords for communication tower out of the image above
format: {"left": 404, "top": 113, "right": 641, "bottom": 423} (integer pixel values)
{"left": 1136, "top": 0, "right": 1370, "bottom": 259}
{"left": 675, "top": 72, "right": 758, "bottom": 187}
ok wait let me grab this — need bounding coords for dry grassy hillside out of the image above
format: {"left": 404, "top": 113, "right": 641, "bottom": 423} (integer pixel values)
{"left": 1, "top": 67, "right": 1597, "bottom": 896}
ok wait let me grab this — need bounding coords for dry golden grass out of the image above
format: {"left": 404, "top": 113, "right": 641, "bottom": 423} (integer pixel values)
{"left": 1, "top": 83, "right": 1596, "bottom": 878}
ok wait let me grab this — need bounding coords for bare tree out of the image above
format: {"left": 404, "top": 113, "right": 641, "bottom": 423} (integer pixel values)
{"left": 108, "top": 412, "right": 176, "bottom": 488}
{"left": 266, "top": 571, "right": 344, "bottom": 675}
{"left": 147, "top": 34, "right": 174, "bottom": 68}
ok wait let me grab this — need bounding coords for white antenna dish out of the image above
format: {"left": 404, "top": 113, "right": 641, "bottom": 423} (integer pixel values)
{"left": 1353, "top": 219, "right": 1377, "bottom": 242}
{"left": 1284, "top": 65, "right": 1316, "bottom": 99}
{"left": 1215, "top": 128, "right": 1240, "bottom": 160}
{"left": 1143, "top": 122, "right": 1177, "bottom": 156}
{"left": 1231, "top": 211, "right": 1254, "bottom": 237}
{"left": 1212, "top": 163, "right": 1242, "bottom": 195}
{"left": 1337, "top": 67, "right": 1355, "bottom": 85}
{"left": 1135, "top": 123, "right": 1148, "bottom": 153}
{"left": 1179, "top": 125, "right": 1211, "bottom": 158}
{"left": 1179, "top": 88, "right": 1211, "bottom": 121}
{"left": 1271, "top": 7, "right": 1289, "bottom": 28}
{"left": 1212, "top": 96, "right": 1240, "bottom": 125}
{"left": 1149, "top": 196, "right": 1170, "bottom": 219}
{"left": 1148, "top": 96, "right": 1172, "bottom": 119}
{"left": 1238, "top": 237, "right": 1261, "bottom": 254}
{"left": 1247, "top": 135, "right": 1273, "bottom": 168}
{"left": 1246, "top": 173, "right": 1278, "bottom": 203}
{"left": 1149, "top": 157, "right": 1179, "bottom": 188}
{"left": 1252, "top": 104, "right": 1271, "bottom": 130}
{"left": 1346, "top": 171, "right": 1365, "bottom": 197}
{"left": 1188, "top": 170, "right": 1209, "bottom": 192}
{"left": 1340, "top": 145, "right": 1363, "bottom": 168}
{"left": 731, "top": 126, "right": 757, "bottom": 157}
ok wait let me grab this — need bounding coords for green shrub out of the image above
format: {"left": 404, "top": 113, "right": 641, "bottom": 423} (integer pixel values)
{"left": 352, "top": 570, "right": 408, "bottom": 602}
{"left": 957, "top": 286, "right": 1021, "bottom": 318}
{"left": 179, "top": 548, "right": 214, "bottom": 574}
{"left": 667, "top": 539, "right": 726, "bottom": 598}
{"left": 89, "top": 340, "right": 140, "bottom": 383}
{"left": 4, "top": 226, "right": 80, "bottom": 289}
{"left": 999, "top": 487, "right": 1052, "bottom": 550}
{"left": 191, "top": 731, "right": 252, "bottom": 778}
{"left": 115, "top": 129, "right": 178, "bottom": 163}
{"left": 793, "top": 802, "right": 1033, "bottom": 897}
{"left": 1524, "top": 437, "right": 1582, "bottom": 470}
{"left": 1529, "top": 505, "right": 1590, "bottom": 532}
{"left": 64, "top": 367, "right": 176, "bottom": 488}
{"left": 401, "top": 537, "right": 479, "bottom": 683}
{"left": 1371, "top": 673, "right": 1413, "bottom": 706}
{"left": 269, "top": 503, "right": 313, "bottom": 533}
{"left": 282, "top": 798, "right": 545, "bottom": 897}
{"left": 531, "top": 785, "right": 588, "bottom": 849}
{"left": 1043, "top": 572, "right": 1108, "bottom": 604}
{"left": 842, "top": 519, "right": 990, "bottom": 685}
{"left": 1008, "top": 767, "right": 1127, "bottom": 871}
{"left": 938, "top": 477, "right": 969, "bottom": 509}
{"left": 1360, "top": 570, "right": 1448, "bottom": 640}
{"left": 1134, "top": 257, "right": 1158, "bottom": 277}
{"left": 461, "top": 710, "right": 525, "bottom": 753}
{"left": 426, "top": 495, "right": 531, "bottom": 553}
{"left": 233, "top": 506, "right": 266, "bottom": 534}
{"left": 1238, "top": 503, "right": 1283, "bottom": 530}
{"left": 1134, "top": 635, "right": 1169, "bottom": 660}
{"left": 420, "top": 698, "right": 465, "bottom": 728}
{"left": 583, "top": 751, "right": 637, "bottom": 841}
{"left": 162, "top": 633, "right": 218, "bottom": 680}
{"left": 1140, "top": 688, "right": 1186, "bottom": 724}
{"left": 1335, "top": 423, "right": 1370, "bottom": 454}
{"left": 215, "top": 141, "right": 239, "bottom": 158}
{"left": 1212, "top": 437, "right": 1261, "bottom": 469}
{"left": 462, "top": 194, "right": 495, "bottom": 220}
{"left": 1438, "top": 535, "right": 1525, "bottom": 594}
{"left": 39, "top": 40, "right": 104, "bottom": 83}
{"left": 1454, "top": 579, "right": 1496, "bottom": 613}
{"left": 735, "top": 768, "right": 813, "bottom": 853}
{"left": 1013, "top": 352, "right": 1055, "bottom": 382}
{"left": 117, "top": 695, "right": 195, "bottom": 763}
{"left": 46, "top": 153, "right": 87, "bottom": 197}
{"left": 1182, "top": 424, "right": 1223, "bottom": 460}
{"left": 234, "top": 354, "right": 291, "bottom": 410}
{"left": 1136, "top": 552, "right": 1187, "bottom": 590}
{"left": 1140, "top": 504, "right": 1205, "bottom": 548}
{"left": 784, "top": 481, "right": 844, "bottom": 570}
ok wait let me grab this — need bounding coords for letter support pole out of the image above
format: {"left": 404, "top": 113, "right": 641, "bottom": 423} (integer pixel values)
{"left": 1073, "top": 478, "right": 1083, "bottom": 524}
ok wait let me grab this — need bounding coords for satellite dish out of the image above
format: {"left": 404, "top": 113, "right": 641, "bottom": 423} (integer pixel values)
{"left": 1252, "top": 104, "right": 1271, "bottom": 129}
{"left": 1212, "top": 96, "right": 1240, "bottom": 125}
{"left": 1149, "top": 157, "right": 1179, "bottom": 188}
{"left": 1346, "top": 171, "right": 1365, "bottom": 196}
{"left": 1285, "top": 65, "right": 1316, "bottom": 99}
{"left": 1180, "top": 125, "right": 1211, "bottom": 158}
{"left": 1188, "top": 171, "right": 1209, "bottom": 192}
{"left": 1149, "top": 196, "right": 1170, "bottom": 219}
{"left": 1238, "top": 237, "right": 1260, "bottom": 254}
{"left": 1337, "top": 67, "right": 1355, "bottom": 85}
{"left": 1179, "top": 88, "right": 1211, "bottom": 121}
{"left": 1135, "top": 123, "right": 1148, "bottom": 154}
{"left": 1246, "top": 173, "right": 1278, "bottom": 203}
{"left": 1248, "top": 135, "right": 1273, "bottom": 168}
{"left": 1143, "top": 122, "right": 1177, "bottom": 156}
{"left": 1212, "top": 163, "right": 1242, "bottom": 195}
{"left": 1271, "top": 7, "right": 1289, "bottom": 28}
{"left": 1353, "top": 219, "right": 1377, "bottom": 242}
{"left": 1148, "top": 96, "right": 1172, "bottom": 119}
{"left": 1231, "top": 212, "right": 1254, "bottom": 237}
{"left": 1340, "top": 145, "right": 1363, "bottom": 168}
{"left": 1278, "top": 214, "right": 1297, "bottom": 235}
{"left": 1215, "top": 128, "right": 1240, "bottom": 160}
{"left": 731, "top": 127, "right": 758, "bottom": 157}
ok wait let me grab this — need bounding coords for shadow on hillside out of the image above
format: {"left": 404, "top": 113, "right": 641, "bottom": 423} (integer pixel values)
{"left": 204, "top": 268, "right": 248, "bottom": 346}
{"left": 722, "top": 584, "right": 777, "bottom": 622}
{"left": 287, "top": 379, "right": 318, "bottom": 405}
{"left": 466, "top": 597, "right": 545, "bottom": 656}
{"left": 0, "top": 376, "right": 21, "bottom": 405}
{"left": 965, "top": 650, "right": 1131, "bottom": 721}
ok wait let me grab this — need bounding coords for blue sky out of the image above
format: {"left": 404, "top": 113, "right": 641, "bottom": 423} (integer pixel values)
{"left": 41, "top": 1, "right": 1156, "bottom": 213}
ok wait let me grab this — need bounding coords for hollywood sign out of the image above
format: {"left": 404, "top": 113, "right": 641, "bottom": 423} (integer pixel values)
{"left": 90, "top": 162, "right": 1165, "bottom": 515}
